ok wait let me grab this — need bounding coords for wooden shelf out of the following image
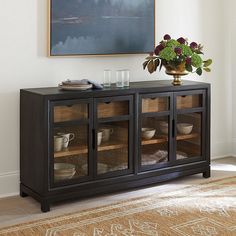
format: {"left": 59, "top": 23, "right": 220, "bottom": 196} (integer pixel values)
{"left": 141, "top": 137, "right": 166, "bottom": 145}
{"left": 176, "top": 133, "right": 199, "bottom": 141}
{"left": 54, "top": 141, "right": 127, "bottom": 158}
{"left": 142, "top": 133, "right": 199, "bottom": 146}
{"left": 54, "top": 134, "right": 199, "bottom": 158}
{"left": 98, "top": 141, "right": 127, "bottom": 152}
{"left": 54, "top": 145, "right": 88, "bottom": 158}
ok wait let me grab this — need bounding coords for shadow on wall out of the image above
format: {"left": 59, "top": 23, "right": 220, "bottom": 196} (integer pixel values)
{"left": 0, "top": 91, "right": 20, "bottom": 173}
{"left": 37, "top": 0, "right": 48, "bottom": 57}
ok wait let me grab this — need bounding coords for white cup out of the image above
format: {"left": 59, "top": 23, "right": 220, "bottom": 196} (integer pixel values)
{"left": 100, "top": 128, "right": 114, "bottom": 142}
{"left": 54, "top": 135, "right": 68, "bottom": 152}
{"left": 57, "top": 132, "right": 75, "bottom": 148}
{"left": 97, "top": 131, "right": 103, "bottom": 146}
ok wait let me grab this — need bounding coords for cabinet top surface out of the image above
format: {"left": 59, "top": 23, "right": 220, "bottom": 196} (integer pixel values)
{"left": 21, "top": 80, "right": 210, "bottom": 96}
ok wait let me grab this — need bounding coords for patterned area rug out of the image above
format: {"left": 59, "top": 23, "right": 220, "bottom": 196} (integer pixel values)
{"left": 0, "top": 177, "right": 236, "bottom": 236}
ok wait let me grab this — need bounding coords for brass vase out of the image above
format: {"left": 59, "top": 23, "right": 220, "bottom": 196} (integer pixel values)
{"left": 164, "top": 63, "right": 188, "bottom": 86}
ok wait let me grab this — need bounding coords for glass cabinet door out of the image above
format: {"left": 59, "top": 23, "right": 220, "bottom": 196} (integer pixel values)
{"left": 140, "top": 94, "right": 172, "bottom": 170}
{"left": 96, "top": 121, "right": 129, "bottom": 174}
{"left": 174, "top": 91, "right": 205, "bottom": 162}
{"left": 176, "top": 112, "right": 202, "bottom": 160}
{"left": 95, "top": 97, "right": 133, "bottom": 176}
{"left": 51, "top": 100, "right": 92, "bottom": 186}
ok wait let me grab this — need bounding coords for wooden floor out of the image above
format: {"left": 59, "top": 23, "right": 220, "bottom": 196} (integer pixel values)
{"left": 0, "top": 157, "right": 235, "bottom": 229}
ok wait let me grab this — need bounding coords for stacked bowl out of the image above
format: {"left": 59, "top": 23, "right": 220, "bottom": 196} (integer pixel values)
{"left": 54, "top": 163, "right": 76, "bottom": 181}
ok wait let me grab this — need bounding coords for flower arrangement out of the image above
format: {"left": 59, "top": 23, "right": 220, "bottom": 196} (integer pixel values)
{"left": 143, "top": 34, "right": 212, "bottom": 76}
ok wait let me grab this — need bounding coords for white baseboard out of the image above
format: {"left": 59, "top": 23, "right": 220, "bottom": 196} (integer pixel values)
{"left": 232, "top": 139, "right": 236, "bottom": 156}
{"left": 211, "top": 141, "right": 233, "bottom": 159}
{"left": 211, "top": 155, "right": 233, "bottom": 160}
{"left": 0, "top": 171, "right": 19, "bottom": 198}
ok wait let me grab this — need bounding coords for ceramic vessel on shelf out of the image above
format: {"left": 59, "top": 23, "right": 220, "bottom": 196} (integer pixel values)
{"left": 141, "top": 128, "right": 156, "bottom": 140}
{"left": 97, "top": 131, "right": 103, "bottom": 146}
{"left": 177, "top": 123, "right": 193, "bottom": 135}
{"left": 54, "top": 163, "right": 76, "bottom": 181}
{"left": 159, "top": 121, "right": 168, "bottom": 135}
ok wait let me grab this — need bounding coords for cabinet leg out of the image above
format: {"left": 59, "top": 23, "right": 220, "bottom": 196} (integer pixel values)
{"left": 203, "top": 168, "right": 211, "bottom": 178}
{"left": 20, "top": 189, "right": 28, "bottom": 198}
{"left": 41, "top": 201, "right": 50, "bottom": 213}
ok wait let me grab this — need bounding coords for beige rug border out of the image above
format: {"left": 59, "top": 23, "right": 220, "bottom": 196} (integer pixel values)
{"left": 1, "top": 175, "right": 235, "bottom": 232}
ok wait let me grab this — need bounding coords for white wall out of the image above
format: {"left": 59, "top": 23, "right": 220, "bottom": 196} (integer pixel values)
{"left": 229, "top": 0, "right": 236, "bottom": 154}
{"left": 0, "top": 0, "right": 233, "bottom": 197}
{"left": 156, "top": 0, "right": 233, "bottom": 158}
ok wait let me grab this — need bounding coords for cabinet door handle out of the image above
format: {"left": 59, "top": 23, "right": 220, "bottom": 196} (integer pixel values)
{"left": 172, "top": 120, "right": 176, "bottom": 138}
{"left": 92, "top": 129, "right": 96, "bottom": 149}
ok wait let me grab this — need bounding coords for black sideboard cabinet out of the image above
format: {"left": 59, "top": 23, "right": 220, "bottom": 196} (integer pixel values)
{"left": 20, "top": 80, "right": 211, "bottom": 212}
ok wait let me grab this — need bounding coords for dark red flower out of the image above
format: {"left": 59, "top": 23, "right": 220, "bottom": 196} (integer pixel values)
{"left": 164, "top": 34, "right": 171, "bottom": 40}
{"left": 174, "top": 47, "right": 182, "bottom": 55}
{"left": 190, "top": 42, "right": 198, "bottom": 49}
{"left": 177, "top": 37, "right": 186, "bottom": 44}
{"left": 154, "top": 47, "right": 160, "bottom": 55}
{"left": 158, "top": 44, "right": 164, "bottom": 51}
{"left": 154, "top": 44, "right": 164, "bottom": 55}
{"left": 186, "top": 57, "right": 192, "bottom": 65}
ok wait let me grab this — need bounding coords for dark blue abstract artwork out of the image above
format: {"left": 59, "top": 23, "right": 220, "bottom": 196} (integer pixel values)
{"left": 49, "top": 0, "right": 155, "bottom": 56}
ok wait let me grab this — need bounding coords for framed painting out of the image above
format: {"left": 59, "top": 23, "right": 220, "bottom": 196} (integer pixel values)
{"left": 48, "top": 0, "right": 155, "bottom": 56}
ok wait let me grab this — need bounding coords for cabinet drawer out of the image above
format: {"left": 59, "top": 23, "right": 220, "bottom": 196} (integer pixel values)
{"left": 97, "top": 100, "right": 129, "bottom": 118}
{"left": 176, "top": 94, "right": 203, "bottom": 109}
{"left": 54, "top": 104, "right": 88, "bottom": 122}
{"left": 142, "top": 97, "right": 169, "bottom": 113}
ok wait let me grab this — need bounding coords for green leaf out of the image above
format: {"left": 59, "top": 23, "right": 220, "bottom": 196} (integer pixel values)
{"left": 159, "top": 60, "right": 164, "bottom": 71}
{"left": 203, "top": 59, "right": 212, "bottom": 67}
{"left": 147, "top": 61, "right": 155, "bottom": 74}
{"left": 143, "top": 61, "right": 149, "bottom": 70}
{"left": 154, "top": 59, "right": 160, "bottom": 71}
{"left": 203, "top": 67, "right": 211, "bottom": 72}
{"left": 186, "top": 64, "right": 193, "bottom": 72}
{"left": 195, "top": 50, "right": 204, "bottom": 55}
{"left": 196, "top": 67, "right": 203, "bottom": 76}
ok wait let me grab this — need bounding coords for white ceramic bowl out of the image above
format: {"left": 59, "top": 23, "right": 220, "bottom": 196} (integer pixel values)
{"left": 159, "top": 121, "right": 168, "bottom": 135}
{"left": 54, "top": 163, "right": 75, "bottom": 171}
{"left": 54, "top": 163, "right": 76, "bottom": 180}
{"left": 97, "top": 131, "right": 103, "bottom": 146}
{"left": 177, "top": 123, "right": 193, "bottom": 135}
{"left": 141, "top": 128, "right": 156, "bottom": 140}
{"left": 54, "top": 171, "right": 76, "bottom": 181}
